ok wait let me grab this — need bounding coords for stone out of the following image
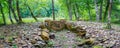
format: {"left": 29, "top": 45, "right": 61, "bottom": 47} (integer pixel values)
{"left": 31, "top": 39, "right": 37, "bottom": 44}
{"left": 49, "top": 33, "right": 55, "bottom": 39}
{"left": 42, "top": 28, "right": 49, "bottom": 33}
{"left": 84, "top": 38, "right": 95, "bottom": 45}
{"left": 34, "top": 35, "right": 43, "bottom": 41}
{"left": 40, "top": 31, "right": 49, "bottom": 41}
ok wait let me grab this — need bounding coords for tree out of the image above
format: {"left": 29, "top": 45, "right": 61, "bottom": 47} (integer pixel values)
{"left": 86, "top": 0, "right": 92, "bottom": 20}
{"left": 99, "top": 0, "right": 103, "bottom": 21}
{"left": 107, "top": 0, "right": 112, "bottom": 29}
{"left": 75, "top": 3, "right": 80, "bottom": 20}
{"left": 66, "top": 0, "right": 73, "bottom": 20}
{"left": 16, "top": 0, "right": 22, "bottom": 23}
{"left": 9, "top": 0, "right": 19, "bottom": 23}
{"left": 8, "top": 0, "right": 14, "bottom": 24}
{"left": 0, "top": 3, "right": 6, "bottom": 25}
{"left": 103, "top": 0, "right": 109, "bottom": 21}
{"left": 73, "top": 3, "right": 79, "bottom": 20}
{"left": 24, "top": 0, "right": 38, "bottom": 21}
{"left": 52, "top": 0, "right": 55, "bottom": 20}
{"left": 94, "top": 0, "right": 100, "bottom": 22}
{"left": 27, "top": 4, "right": 38, "bottom": 21}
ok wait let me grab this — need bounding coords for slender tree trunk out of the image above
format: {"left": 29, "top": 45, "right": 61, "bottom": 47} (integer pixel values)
{"left": 16, "top": 0, "right": 22, "bottom": 23}
{"left": 86, "top": 0, "right": 92, "bottom": 21}
{"left": 9, "top": 0, "right": 19, "bottom": 23}
{"left": 100, "top": 0, "right": 103, "bottom": 21}
{"left": 8, "top": 0, "right": 14, "bottom": 24}
{"left": 0, "top": 3, "right": 6, "bottom": 25}
{"left": 73, "top": 5, "right": 77, "bottom": 20}
{"left": 66, "top": 0, "right": 72, "bottom": 20}
{"left": 103, "top": 0, "right": 109, "bottom": 21}
{"left": 27, "top": 5, "right": 38, "bottom": 21}
{"left": 52, "top": 0, "right": 55, "bottom": 20}
{"left": 94, "top": 0, "right": 100, "bottom": 22}
{"left": 73, "top": 4, "right": 79, "bottom": 20}
{"left": 107, "top": 0, "right": 112, "bottom": 29}
{"left": 75, "top": 3, "right": 80, "bottom": 20}
{"left": 8, "top": 1, "right": 14, "bottom": 24}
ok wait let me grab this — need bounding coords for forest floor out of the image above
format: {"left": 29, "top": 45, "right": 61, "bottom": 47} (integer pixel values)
{"left": 0, "top": 21, "right": 120, "bottom": 48}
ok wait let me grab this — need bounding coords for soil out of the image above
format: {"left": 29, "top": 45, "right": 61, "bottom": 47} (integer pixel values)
{"left": 0, "top": 21, "right": 120, "bottom": 48}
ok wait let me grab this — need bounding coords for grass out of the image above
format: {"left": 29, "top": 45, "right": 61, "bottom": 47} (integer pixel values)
{"left": 3, "top": 17, "right": 65, "bottom": 25}
{"left": 93, "top": 45, "right": 103, "bottom": 48}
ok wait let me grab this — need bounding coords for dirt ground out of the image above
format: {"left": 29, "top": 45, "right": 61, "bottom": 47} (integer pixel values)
{"left": 0, "top": 21, "right": 120, "bottom": 48}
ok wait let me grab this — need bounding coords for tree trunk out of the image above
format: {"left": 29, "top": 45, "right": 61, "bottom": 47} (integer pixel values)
{"left": 103, "top": 0, "right": 109, "bottom": 21}
{"left": 27, "top": 5, "right": 38, "bottom": 21}
{"left": 66, "top": 0, "right": 72, "bottom": 20}
{"left": 52, "top": 0, "right": 55, "bottom": 20}
{"left": 8, "top": 0, "right": 14, "bottom": 24}
{"left": 86, "top": 0, "right": 92, "bottom": 21}
{"left": 94, "top": 0, "right": 100, "bottom": 22}
{"left": 0, "top": 3, "right": 6, "bottom": 25}
{"left": 73, "top": 4, "right": 79, "bottom": 21}
{"left": 73, "top": 5, "right": 77, "bottom": 20}
{"left": 99, "top": 0, "right": 103, "bottom": 21}
{"left": 9, "top": 0, "right": 19, "bottom": 23}
{"left": 107, "top": 0, "right": 112, "bottom": 29}
{"left": 16, "top": 0, "right": 22, "bottom": 23}
{"left": 75, "top": 3, "right": 80, "bottom": 20}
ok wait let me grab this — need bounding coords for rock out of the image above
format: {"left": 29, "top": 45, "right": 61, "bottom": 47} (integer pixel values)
{"left": 39, "top": 23, "right": 46, "bottom": 29}
{"left": 31, "top": 39, "right": 37, "bottom": 44}
{"left": 84, "top": 38, "right": 95, "bottom": 45}
{"left": 51, "top": 21, "right": 65, "bottom": 31}
{"left": 38, "top": 32, "right": 41, "bottom": 36}
{"left": 65, "top": 22, "right": 74, "bottom": 30}
{"left": 77, "top": 43, "right": 85, "bottom": 47}
{"left": 40, "top": 31, "right": 49, "bottom": 41}
{"left": 49, "top": 33, "right": 55, "bottom": 39}
{"left": 34, "top": 35, "right": 43, "bottom": 41}
{"left": 70, "top": 26, "right": 87, "bottom": 37}
{"left": 34, "top": 41, "right": 46, "bottom": 48}
{"left": 42, "top": 28, "right": 49, "bottom": 33}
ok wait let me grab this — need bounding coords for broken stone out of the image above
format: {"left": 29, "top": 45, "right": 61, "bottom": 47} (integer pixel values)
{"left": 40, "top": 31, "right": 49, "bottom": 41}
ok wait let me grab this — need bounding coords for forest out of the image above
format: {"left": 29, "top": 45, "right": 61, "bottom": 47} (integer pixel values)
{"left": 0, "top": 0, "right": 120, "bottom": 48}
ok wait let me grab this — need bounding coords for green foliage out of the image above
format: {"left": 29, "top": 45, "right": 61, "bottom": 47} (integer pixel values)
{"left": 12, "top": 44, "right": 17, "bottom": 48}
{"left": 93, "top": 45, "right": 103, "bottom": 48}
{"left": 47, "top": 40, "right": 54, "bottom": 47}
{"left": 0, "top": 0, "right": 120, "bottom": 25}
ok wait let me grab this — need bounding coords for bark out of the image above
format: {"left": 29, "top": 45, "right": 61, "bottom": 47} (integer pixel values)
{"left": 27, "top": 5, "right": 38, "bottom": 21}
{"left": 52, "top": 0, "right": 55, "bottom": 20}
{"left": 107, "top": 0, "right": 112, "bottom": 29}
{"left": 103, "top": 0, "right": 109, "bottom": 21}
{"left": 16, "top": 0, "right": 22, "bottom": 23}
{"left": 99, "top": 0, "right": 103, "bottom": 20}
{"left": 8, "top": 0, "right": 14, "bottom": 24}
{"left": 66, "top": 0, "right": 72, "bottom": 20}
{"left": 9, "top": 0, "right": 19, "bottom": 23}
{"left": 94, "top": 0, "right": 100, "bottom": 21}
{"left": 0, "top": 3, "right": 6, "bottom": 25}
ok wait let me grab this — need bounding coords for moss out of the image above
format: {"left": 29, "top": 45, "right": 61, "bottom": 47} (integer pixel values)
{"left": 93, "top": 45, "right": 103, "bottom": 48}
